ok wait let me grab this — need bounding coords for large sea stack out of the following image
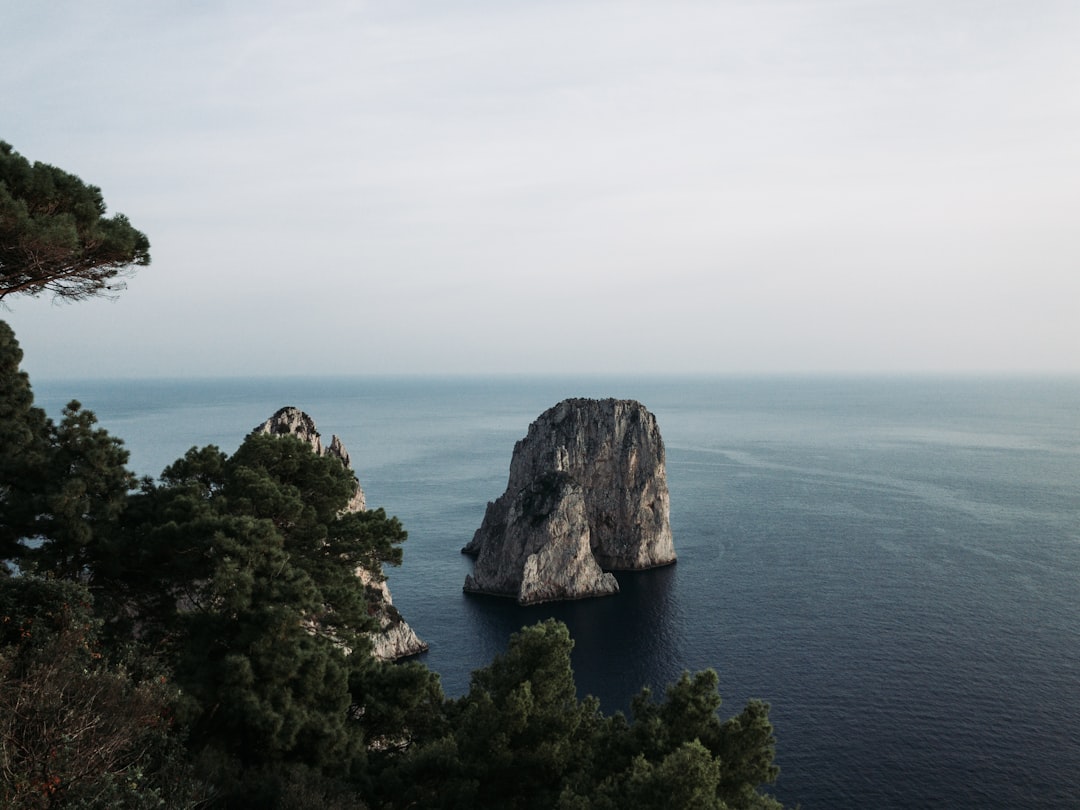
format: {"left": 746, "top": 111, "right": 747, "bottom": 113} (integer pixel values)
{"left": 254, "top": 407, "right": 427, "bottom": 660}
{"left": 463, "top": 398, "right": 675, "bottom": 605}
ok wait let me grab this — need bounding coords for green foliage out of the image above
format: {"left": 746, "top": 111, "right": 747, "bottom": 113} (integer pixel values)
{"left": 0, "top": 577, "right": 205, "bottom": 809}
{"left": 32, "top": 401, "right": 137, "bottom": 578}
{"left": 374, "top": 619, "right": 782, "bottom": 810}
{"left": 0, "top": 141, "right": 150, "bottom": 302}
{"left": 351, "top": 658, "right": 448, "bottom": 759}
{"left": 98, "top": 432, "right": 415, "bottom": 779}
{"left": 370, "top": 620, "right": 588, "bottom": 810}
{"left": 559, "top": 740, "right": 727, "bottom": 810}
{"left": 0, "top": 321, "right": 136, "bottom": 577}
{"left": 560, "top": 669, "right": 781, "bottom": 810}
{"left": 449, "top": 620, "right": 591, "bottom": 809}
{"left": 0, "top": 321, "right": 49, "bottom": 572}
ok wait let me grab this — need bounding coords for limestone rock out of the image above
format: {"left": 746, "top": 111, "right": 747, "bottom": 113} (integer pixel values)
{"left": 356, "top": 567, "right": 429, "bottom": 661}
{"left": 464, "top": 472, "right": 619, "bottom": 604}
{"left": 254, "top": 407, "right": 365, "bottom": 513}
{"left": 464, "top": 398, "right": 674, "bottom": 604}
{"left": 253, "top": 407, "right": 426, "bottom": 659}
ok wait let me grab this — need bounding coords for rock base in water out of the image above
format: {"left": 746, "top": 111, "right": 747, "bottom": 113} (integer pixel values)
{"left": 464, "top": 398, "right": 675, "bottom": 605}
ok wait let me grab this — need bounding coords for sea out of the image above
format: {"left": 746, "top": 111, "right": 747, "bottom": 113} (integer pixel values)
{"left": 31, "top": 374, "right": 1080, "bottom": 809}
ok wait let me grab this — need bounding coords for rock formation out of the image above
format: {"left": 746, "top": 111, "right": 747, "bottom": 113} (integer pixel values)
{"left": 254, "top": 407, "right": 427, "bottom": 660}
{"left": 463, "top": 398, "right": 675, "bottom": 605}
{"left": 354, "top": 567, "right": 428, "bottom": 662}
{"left": 253, "top": 407, "right": 365, "bottom": 513}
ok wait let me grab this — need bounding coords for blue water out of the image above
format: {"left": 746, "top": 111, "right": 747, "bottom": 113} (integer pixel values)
{"left": 33, "top": 375, "right": 1080, "bottom": 808}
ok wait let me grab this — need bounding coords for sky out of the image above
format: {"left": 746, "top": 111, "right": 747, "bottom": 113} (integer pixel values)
{"left": 3, "top": 0, "right": 1079, "bottom": 379}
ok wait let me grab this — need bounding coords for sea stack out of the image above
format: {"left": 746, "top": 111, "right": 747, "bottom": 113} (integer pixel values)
{"left": 463, "top": 398, "right": 675, "bottom": 605}
{"left": 254, "top": 407, "right": 427, "bottom": 660}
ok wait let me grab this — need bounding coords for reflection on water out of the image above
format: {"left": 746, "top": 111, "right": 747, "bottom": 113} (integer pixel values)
{"left": 459, "top": 564, "right": 682, "bottom": 712}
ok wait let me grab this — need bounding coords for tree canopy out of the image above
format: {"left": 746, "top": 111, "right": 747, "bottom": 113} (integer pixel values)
{"left": 0, "top": 141, "right": 150, "bottom": 302}
{"left": 373, "top": 619, "right": 782, "bottom": 810}
{"left": 97, "top": 432, "right": 416, "bottom": 776}
{"left": 0, "top": 320, "right": 135, "bottom": 576}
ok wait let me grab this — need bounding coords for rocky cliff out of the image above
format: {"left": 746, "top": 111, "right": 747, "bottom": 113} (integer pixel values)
{"left": 463, "top": 398, "right": 675, "bottom": 605}
{"left": 254, "top": 407, "right": 427, "bottom": 660}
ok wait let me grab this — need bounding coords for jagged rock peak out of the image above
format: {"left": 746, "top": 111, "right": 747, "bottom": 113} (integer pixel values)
{"left": 253, "top": 407, "right": 364, "bottom": 512}
{"left": 256, "top": 406, "right": 324, "bottom": 451}
{"left": 463, "top": 398, "right": 674, "bottom": 605}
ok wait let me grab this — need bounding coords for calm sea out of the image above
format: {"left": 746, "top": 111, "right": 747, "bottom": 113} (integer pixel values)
{"left": 33, "top": 375, "right": 1080, "bottom": 808}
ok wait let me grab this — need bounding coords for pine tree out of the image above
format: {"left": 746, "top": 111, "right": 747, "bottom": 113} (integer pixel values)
{"left": 0, "top": 141, "right": 150, "bottom": 302}
{"left": 0, "top": 321, "right": 48, "bottom": 572}
{"left": 32, "top": 401, "right": 136, "bottom": 579}
{"left": 0, "top": 322, "right": 135, "bottom": 577}
{"left": 100, "top": 432, "right": 418, "bottom": 780}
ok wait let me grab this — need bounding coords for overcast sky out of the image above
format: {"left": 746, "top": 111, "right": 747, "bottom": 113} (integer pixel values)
{"left": 3, "top": 1, "right": 1079, "bottom": 378}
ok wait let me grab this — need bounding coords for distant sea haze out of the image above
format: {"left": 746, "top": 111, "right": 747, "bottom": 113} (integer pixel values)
{"left": 34, "top": 374, "right": 1080, "bottom": 809}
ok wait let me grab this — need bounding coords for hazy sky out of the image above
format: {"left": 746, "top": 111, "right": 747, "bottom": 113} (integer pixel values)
{"left": 3, "top": 1, "right": 1079, "bottom": 378}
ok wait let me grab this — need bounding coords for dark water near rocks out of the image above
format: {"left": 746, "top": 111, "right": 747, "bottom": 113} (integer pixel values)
{"left": 34, "top": 375, "right": 1080, "bottom": 808}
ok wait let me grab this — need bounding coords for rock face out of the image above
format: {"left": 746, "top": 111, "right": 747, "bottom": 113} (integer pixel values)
{"left": 463, "top": 398, "right": 675, "bottom": 605}
{"left": 254, "top": 407, "right": 426, "bottom": 660}
{"left": 354, "top": 567, "right": 428, "bottom": 662}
